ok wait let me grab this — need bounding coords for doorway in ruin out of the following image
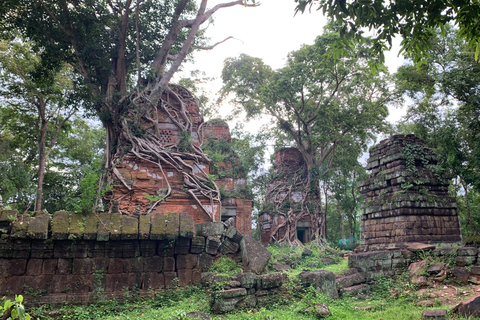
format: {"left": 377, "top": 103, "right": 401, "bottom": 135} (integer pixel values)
{"left": 297, "top": 220, "right": 312, "bottom": 243}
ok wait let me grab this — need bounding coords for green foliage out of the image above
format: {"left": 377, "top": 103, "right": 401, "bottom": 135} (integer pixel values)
{"left": 208, "top": 256, "right": 242, "bottom": 276}
{"left": 177, "top": 131, "right": 193, "bottom": 153}
{"left": 295, "top": 0, "right": 480, "bottom": 65}
{"left": 1, "top": 295, "right": 31, "bottom": 320}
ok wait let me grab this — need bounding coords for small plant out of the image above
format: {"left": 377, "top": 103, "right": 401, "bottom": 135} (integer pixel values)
{"left": 1, "top": 295, "right": 31, "bottom": 320}
{"left": 208, "top": 256, "right": 242, "bottom": 276}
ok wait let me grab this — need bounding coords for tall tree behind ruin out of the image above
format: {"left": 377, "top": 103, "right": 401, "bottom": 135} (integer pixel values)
{"left": 221, "top": 28, "right": 392, "bottom": 243}
{"left": 0, "top": 0, "right": 256, "bottom": 212}
{"left": 394, "top": 26, "right": 480, "bottom": 238}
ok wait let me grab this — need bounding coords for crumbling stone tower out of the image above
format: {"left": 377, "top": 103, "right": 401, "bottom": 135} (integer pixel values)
{"left": 357, "top": 134, "right": 461, "bottom": 246}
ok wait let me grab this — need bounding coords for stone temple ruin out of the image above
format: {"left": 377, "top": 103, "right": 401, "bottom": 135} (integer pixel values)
{"left": 357, "top": 134, "right": 461, "bottom": 247}
{"left": 107, "top": 86, "right": 251, "bottom": 235}
{"left": 259, "top": 147, "right": 320, "bottom": 244}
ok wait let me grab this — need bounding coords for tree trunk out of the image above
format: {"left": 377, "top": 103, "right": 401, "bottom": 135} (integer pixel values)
{"left": 34, "top": 112, "right": 48, "bottom": 212}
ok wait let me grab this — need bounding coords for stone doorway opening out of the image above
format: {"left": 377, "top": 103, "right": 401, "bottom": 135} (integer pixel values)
{"left": 297, "top": 226, "right": 311, "bottom": 243}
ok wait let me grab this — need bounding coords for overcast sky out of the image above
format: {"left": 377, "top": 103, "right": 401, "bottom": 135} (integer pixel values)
{"left": 177, "top": 0, "right": 407, "bottom": 128}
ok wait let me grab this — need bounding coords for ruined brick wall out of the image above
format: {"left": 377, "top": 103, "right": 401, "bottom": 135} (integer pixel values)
{"left": 357, "top": 134, "right": 461, "bottom": 247}
{"left": 0, "top": 210, "right": 247, "bottom": 305}
{"left": 203, "top": 120, "right": 253, "bottom": 235}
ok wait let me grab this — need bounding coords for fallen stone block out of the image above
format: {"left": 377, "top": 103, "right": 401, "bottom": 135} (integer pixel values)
{"left": 422, "top": 309, "right": 447, "bottom": 319}
{"left": 336, "top": 272, "right": 365, "bottom": 289}
{"left": 195, "top": 222, "right": 225, "bottom": 237}
{"left": 457, "top": 295, "right": 480, "bottom": 318}
{"left": 299, "top": 270, "right": 338, "bottom": 299}
{"left": 342, "top": 283, "right": 370, "bottom": 295}
{"left": 240, "top": 235, "right": 271, "bottom": 274}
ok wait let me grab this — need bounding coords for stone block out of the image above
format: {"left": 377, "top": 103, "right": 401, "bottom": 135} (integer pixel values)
{"left": 179, "top": 212, "right": 194, "bottom": 238}
{"left": 190, "top": 236, "right": 205, "bottom": 254}
{"left": 259, "top": 272, "right": 286, "bottom": 289}
{"left": 83, "top": 212, "right": 98, "bottom": 240}
{"left": 138, "top": 215, "right": 151, "bottom": 240}
{"left": 458, "top": 295, "right": 480, "bottom": 318}
{"left": 6, "top": 259, "right": 27, "bottom": 276}
{"left": 122, "top": 241, "right": 139, "bottom": 258}
{"left": 455, "top": 255, "right": 476, "bottom": 267}
{"left": 175, "top": 236, "right": 191, "bottom": 254}
{"left": 142, "top": 272, "right": 164, "bottom": 290}
{"left": 158, "top": 239, "right": 175, "bottom": 256}
{"left": 54, "top": 241, "right": 74, "bottom": 258}
{"left": 109, "top": 213, "right": 122, "bottom": 240}
{"left": 0, "top": 210, "right": 18, "bottom": 225}
{"left": 0, "top": 240, "right": 13, "bottom": 258}
{"left": 342, "top": 283, "right": 370, "bottom": 295}
{"left": 31, "top": 240, "right": 54, "bottom": 259}
{"left": 26, "top": 259, "right": 44, "bottom": 276}
{"left": 195, "top": 222, "right": 224, "bottom": 237}
{"left": 164, "top": 256, "right": 175, "bottom": 272}
{"left": 197, "top": 253, "right": 213, "bottom": 271}
{"left": 240, "top": 235, "right": 271, "bottom": 274}
{"left": 89, "top": 242, "right": 105, "bottom": 257}
{"left": 97, "top": 213, "right": 111, "bottom": 241}
{"left": 164, "top": 272, "right": 178, "bottom": 288}
{"left": 105, "top": 242, "right": 124, "bottom": 258}
{"left": 143, "top": 256, "right": 163, "bottom": 273}
{"left": 225, "top": 226, "right": 243, "bottom": 243}
{"left": 43, "top": 259, "right": 58, "bottom": 274}
{"left": 72, "top": 258, "right": 95, "bottom": 275}
{"left": 57, "top": 258, "right": 73, "bottom": 274}
{"left": 23, "top": 274, "right": 52, "bottom": 293}
{"left": 299, "top": 270, "right": 338, "bottom": 299}
{"left": 107, "top": 258, "right": 124, "bottom": 274}
{"left": 336, "top": 272, "right": 366, "bottom": 289}
{"left": 121, "top": 215, "right": 139, "bottom": 240}
{"left": 11, "top": 216, "right": 30, "bottom": 239}
{"left": 206, "top": 236, "right": 221, "bottom": 255}
{"left": 49, "top": 274, "right": 71, "bottom": 293}
{"left": 177, "top": 254, "right": 197, "bottom": 270}
{"left": 235, "top": 273, "right": 257, "bottom": 289}
{"left": 421, "top": 309, "right": 447, "bottom": 319}
{"left": 151, "top": 212, "right": 179, "bottom": 240}
{"left": 52, "top": 211, "right": 70, "bottom": 240}
{"left": 27, "top": 213, "right": 50, "bottom": 239}
{"left": 69, "top": 212, "right": 85, "bottom": 240}
{"left": 470, "top": 265, "right": 480, "bottom": 275}
{"left": 4, "top": 276, "right": 25, "bottom": 295}
{"left": 139, "top": 240, "right": 156, "bottom": 257}
{"left": 458, "top": 247, "right": 478, "bottom": 256}
{"left": 450, "top": 267, "right": 470, "bottom": 284}
{"left": 178, "top": 268, "right": 193, "bottom": 286}
{"left": 218, "top": 238, "right": 239, "bottom": 254}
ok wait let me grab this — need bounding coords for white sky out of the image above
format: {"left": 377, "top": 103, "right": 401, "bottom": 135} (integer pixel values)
{"left": 177, "top": 0, "right": 407, "bottom": 131}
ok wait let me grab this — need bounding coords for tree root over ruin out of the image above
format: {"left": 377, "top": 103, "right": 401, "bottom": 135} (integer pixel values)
{"left": 264, "top": 165, "right": 325, "bottom": 246}
{"left": 103, "top": 85, "right": 220, "bottom": 219}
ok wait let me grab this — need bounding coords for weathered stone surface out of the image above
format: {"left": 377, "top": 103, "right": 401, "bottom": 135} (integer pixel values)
{"left": 195, "top": 222, "right": 224, "bottom": 237}
{"left": 215, "top": 288, "right": 247, "bottom": 299}
{"left": 457, "top": 295, "right": 480, "bottom": 317}
{"left": 205, "top": 236, "right": 221, "bottom": 255}
{"left": 235, "top": 273, "right": 257, "bottom": 289}
{"left": 190, "top": 236, "right": 205, "bottom": 253}
{"left": 225, "top": 226, "right": 243, "bottom": 243}
{"left": 218, "top": 238, "right": 239, "bottom": 254}
{"left": 259, "top": 273, "right": 286, "bottom": 290}
{"left": 240, "top": 235, "right": 271, "bottom": 274}
{"left": 470, "top": 265, "right": 480, "bottom": 275}
{"left": 179, "top": 212, "right": 194, "bottom": 238}
{"left": 184, "top": 312, "right": 210, "bottom": 320}
{"left": 96, "top": 212, "right": 111, "bottom": 241}
{"left": 405, "top": 243, "right": 436, "bottom": 252}
{"left": 342, "top": 283, "right": 370, "bottom": 295}
{"left": 408, "top": 260, "right": 430, "bottom": 276}
{"left": 52, "top": 211, "right": 70, "bottom": 240}
{"left": 138, "top": 215, "right": 151, "bottom": 239}
{"left": 410, "top": 275, "right": 428, "bottom": 285}
{"left": 336, "top": 272, "right": 365, "bottom": 289}
{"left": 83, "top": 212, "right": 98, "bottom": 240}
{"left": 427, "top": 263, "right": 448, "bottom": 275}
{"left": 121, "top": 215, "right": 138, "bottom": 240}
{"left": 272, "top": 264, "right": 290, "bottom": 271}
{"left": 27, "top": 213, "right": 50, "bottom": 239}
{"left": 304, "top": 303, "right": 331, "bottom": 317}
{"left": 450, "top": 267, "right": 470, "bottom": 284}
{"left": 299, "top": 270, "right": 338, "bottom": 299}
{"left": 422, "top": 309, "right": 447, "bottom": 319}
{"left": 151, "top": 212, "right": 179, "bottom": 240}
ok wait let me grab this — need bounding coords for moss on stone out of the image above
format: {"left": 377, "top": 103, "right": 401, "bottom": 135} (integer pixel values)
{"left": 11, "top": 215, "right": 30, "bottom": 239}
{"left": 69, "top": 212, "right": 85, "bottom": 240}
{"left": 109, "top": 212, "right": 122, "bottom": 240}
{"left": 52, "top": 211, "right": 70, "bottom": 240}
{"left": 139, "top": 214, "right": 151, "bottom": 239}
{"left": 83, "top": 212, "right": 99, "bottom": 240}
{"left": 0, "top": 210, "right": 18, "bottom": 223}
{"left": 97, "top": 212, "right": 111, "bottom": 241}
{"left": 27, "top": 213, "right": 50, "bottom": 240}
{"left": 121, "top": 215, "right": 139, "bottom": 240}
{"left": 179, "top": 212, "right": 194, "bottom": 238}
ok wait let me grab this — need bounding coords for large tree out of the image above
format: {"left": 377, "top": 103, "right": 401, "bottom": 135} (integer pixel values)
{"left": 0, "top": 0, "right": 255, "bottom": 213}
{"left": 221, "top": 29, "right": 392, "bottom": 242}
{"left": 394, "top": 26, "right": 480, "bottom": 237}
{"left": 295, "top": 0, "right": 480, "bottom": 64}
{"left": 0, "top": 39, "right": 79, "bottom": 212}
